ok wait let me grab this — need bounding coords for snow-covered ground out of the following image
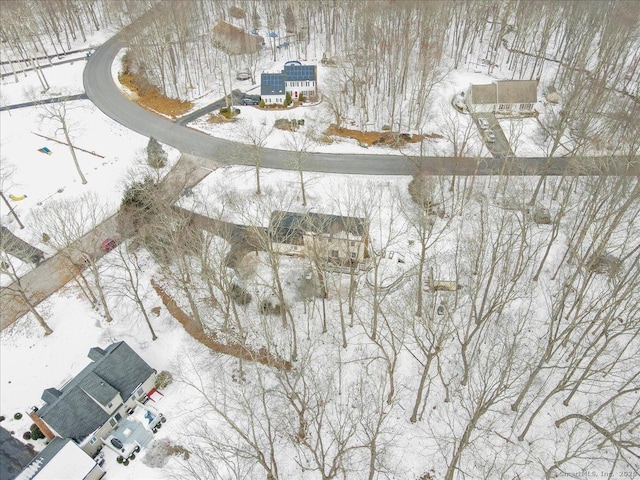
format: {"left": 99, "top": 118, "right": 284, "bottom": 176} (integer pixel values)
{"left": 1, "top": 8, "right": 638, "bottom": 480}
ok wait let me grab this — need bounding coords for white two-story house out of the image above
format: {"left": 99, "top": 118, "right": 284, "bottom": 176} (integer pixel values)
{"left": 261, "top": 61, "right": 317, "bottom": 105}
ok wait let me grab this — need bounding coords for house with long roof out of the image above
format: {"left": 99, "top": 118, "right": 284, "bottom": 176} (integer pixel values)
{"left": 261, "top": 60, "right": 317, "bottom": 105}
{"left": 269, "top": 211, "right": 368, "bottom": 264}
{"left": 16, "top": 437, "right": 104, "bottom": 480}
{"left": 466, "top": 79, "right": 538, "bottom": 115}
{"left": 30, "top": 341, "right": 157, "bottom": 457}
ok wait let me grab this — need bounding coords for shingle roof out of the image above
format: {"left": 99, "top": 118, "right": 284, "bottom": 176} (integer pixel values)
{"left": 39, "top": 389, "right": 109, "bottom": 443}
{"left": 79, "top": 372, "right": 119, "bottom": 407}
{"left": 0, "top": 426, "right": 36, "bottom": 480}
{"left": 261, "top": 73, "right": 286, "bottom": 96}
{"left": 269, "top": 211, "right": 368, "bottom": 245}
{"left": 470, "top": 84, "right": 496, "bottom": 104}
{"left": 37, "top": 342, "right": 154, "bottom": 442}
{"left": 495, "top": 80, "right": 538, "bottom": 104}
{"left": 470, "top": 80, "right": 538, "bottom": 105}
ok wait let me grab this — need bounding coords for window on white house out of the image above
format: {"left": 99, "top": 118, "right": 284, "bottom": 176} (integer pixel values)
{"left": 351, "top": 252, "right": 357, "bottom": 259}
{"left": 331, "top": 250, "right": 339, "bottom": 258}
{"left": 89, "top": 437, "right": 97, "bottom": 445}
{"left": 350, "top": 241, "right": 355, "bottom": 246}
{"left": 107, "top": 402, "right": 113, "bottom": 409}
{"left": 498, "top": 104, "right": 509, "bottom": 111}
{"left": 109, "top": 418, "right": 117, "bottom": 427}
{"left": 136, "top": 387, "right": 144, "bottom": 398}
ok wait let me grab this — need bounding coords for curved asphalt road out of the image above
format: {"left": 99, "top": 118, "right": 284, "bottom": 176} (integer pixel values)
{"left": 84, "top": 34, "right": 639, "bottom": 177}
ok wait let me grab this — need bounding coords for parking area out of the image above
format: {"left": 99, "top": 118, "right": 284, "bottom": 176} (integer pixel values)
{"left": 471, "top": 113, "right": 514, "bottom": 159}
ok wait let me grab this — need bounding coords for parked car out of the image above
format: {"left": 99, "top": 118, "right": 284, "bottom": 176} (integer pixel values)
{"left": 241, "top": 97, "right": 260, "bottom": 105}
{"left": 100, "top": 238, "right": 119, "bottom": 253}
{"left": 110, "top": 437, "right": 124, "bottom": 450}
{"left": 484, "top": 130, "right": 496, "bottom": 143}
{"left": 478, "top": 118, "right": 490, "bottom": 130}
{"left": 236, "top": 71, "right": 251, "bottom": 81}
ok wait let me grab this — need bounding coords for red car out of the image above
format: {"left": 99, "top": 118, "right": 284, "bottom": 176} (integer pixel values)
{"left": 100, "top": 238, "right": 119, "bottom": 253}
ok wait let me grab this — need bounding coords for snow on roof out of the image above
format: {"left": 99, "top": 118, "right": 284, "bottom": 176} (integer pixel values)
{"left": 470, "top": 80, "right": 538, "bottom": 105}
{"left": 16, "top": 438, "right": 101, "bottom": 480}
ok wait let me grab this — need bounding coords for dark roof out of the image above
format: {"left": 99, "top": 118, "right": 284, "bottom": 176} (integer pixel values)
{"left": 470, "top": 80, "right": 538, "bottom": 105}
{"left": 37, "top": 342, "right": 154, "bottom": 442}
{"left": 283, "top": 62, "right": 316, "bottom": 82}
{"left": 269, "top": 211, "right": 368, "bottom": 245}
{"left": 261, "top": 73, "right": 286, "bottom": 96}
{"left": 0, "top": 427, "right": 36, "bottom": 480}
{"left": 261, "top": 61, "right": 316, "bottom": 96}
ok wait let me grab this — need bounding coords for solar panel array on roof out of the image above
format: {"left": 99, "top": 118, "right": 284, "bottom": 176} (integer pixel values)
{"left": 283, "top": 64, "right": 316, "bottom": 81}
{"left": 261, "top": 73, "right": 286, "bottom": 96}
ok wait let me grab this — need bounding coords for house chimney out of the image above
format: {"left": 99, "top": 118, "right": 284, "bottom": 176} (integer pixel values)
{"left": 88, "top": 346, "right": 107, "bottom": 361}
{"left": 41, "top": 388, "right": 62, "bottom": 404}
{"left": 28, "top": 409, "right": 56, "bottom": 440}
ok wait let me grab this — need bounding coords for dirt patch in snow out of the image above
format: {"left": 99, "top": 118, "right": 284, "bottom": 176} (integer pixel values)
{"left": 118, "top": 66, "right": 193, "bottom": 119}
{"left": 151, "top": 279, "right": 292, "bottom": 371}
{"left": 325, "top": 124, "right": 435, "bottom": 147}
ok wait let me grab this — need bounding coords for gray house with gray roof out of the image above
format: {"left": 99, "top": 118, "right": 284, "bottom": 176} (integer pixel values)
{"left": 31, "top": 342, "right": 157, "bottom": 457}
{"left": 269, "top": 211, "right": 369, "bottom": 264}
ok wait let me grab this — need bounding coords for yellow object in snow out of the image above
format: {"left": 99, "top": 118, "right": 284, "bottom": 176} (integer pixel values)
{"left": 9, "top": 194, "right": 27, "bottom": 201}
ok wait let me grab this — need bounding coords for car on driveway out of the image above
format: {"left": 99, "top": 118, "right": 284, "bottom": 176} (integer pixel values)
{"left": 241, "top": 97, "right": 260, "bottom": 106}
{"left": 484, "top": 130, "right": 496, "bottom": 143}
{"left": 478, "top": 118, "right": 490, "bottom": 130}
{"left": 100, "top": 238, "right": 119, "bottom": 253}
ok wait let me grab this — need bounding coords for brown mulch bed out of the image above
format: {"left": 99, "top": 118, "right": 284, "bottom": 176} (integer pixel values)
{"left": 325, "top": 124, "right": 443, "bottom": 147}
{"left": 150, "top": 279, "right": 292, "bottom": 371}
{"left": 118, "top": 72, "right": 193, "bottom": 119}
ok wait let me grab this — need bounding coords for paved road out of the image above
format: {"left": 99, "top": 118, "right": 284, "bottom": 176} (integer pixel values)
{"left": 83, "top": 33, "right": 639, "bottom": 177}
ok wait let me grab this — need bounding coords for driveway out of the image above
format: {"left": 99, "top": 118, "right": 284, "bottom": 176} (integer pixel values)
{"left": 472, "top": 113, "right": 514, "bottom": 159}
{"left": 0, "top": 155, "right": 214, "bottom": 330}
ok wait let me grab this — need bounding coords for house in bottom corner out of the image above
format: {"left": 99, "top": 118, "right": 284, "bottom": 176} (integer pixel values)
{"left": 30, "top": 341, "right": 157, "bottom": 457}
{"left": 16, "top": 437, "right": 104, "bottom": 480}
{"left": 261, "top": 60, "right": 317, "bottom": 105}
